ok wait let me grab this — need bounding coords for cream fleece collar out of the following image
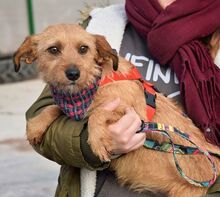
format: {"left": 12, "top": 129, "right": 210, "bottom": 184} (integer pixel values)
{"left": 86, "top": 4, "right": 127, "bottom": 53}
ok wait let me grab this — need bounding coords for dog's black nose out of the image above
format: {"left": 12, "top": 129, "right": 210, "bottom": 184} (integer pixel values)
{"left": 65, "top": 68, "right": 80, "bottom": 81}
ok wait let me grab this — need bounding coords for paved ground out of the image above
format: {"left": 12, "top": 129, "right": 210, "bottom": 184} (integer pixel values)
{"left": 0, "top": 79, "right": 60, "bottom": 197}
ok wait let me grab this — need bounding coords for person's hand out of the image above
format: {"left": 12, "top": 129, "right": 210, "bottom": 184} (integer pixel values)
{"left": 101, "top": 98, "right": 146, "bottom": 155}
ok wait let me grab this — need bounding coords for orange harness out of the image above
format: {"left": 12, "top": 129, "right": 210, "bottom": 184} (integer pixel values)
{"left": 100, "top": 66, "right": 156, "bottom": 121}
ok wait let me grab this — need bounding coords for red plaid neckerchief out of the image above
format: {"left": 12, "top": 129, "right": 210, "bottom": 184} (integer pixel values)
{"left": 50, "top": 77, "right": 100, "bottom": 121}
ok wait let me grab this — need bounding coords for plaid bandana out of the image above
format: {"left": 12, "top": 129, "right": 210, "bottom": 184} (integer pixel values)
{"left": 50, "top": 78, "right": 100, "bottom": 121}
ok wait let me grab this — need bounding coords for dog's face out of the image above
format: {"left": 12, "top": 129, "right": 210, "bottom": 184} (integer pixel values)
{"left": 13, "top": 24, "right": 118, "bottom": 92}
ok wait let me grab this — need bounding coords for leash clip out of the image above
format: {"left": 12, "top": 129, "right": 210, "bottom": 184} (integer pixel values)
{"left": 137, "top": 120, "right": 146, "bottom": 133}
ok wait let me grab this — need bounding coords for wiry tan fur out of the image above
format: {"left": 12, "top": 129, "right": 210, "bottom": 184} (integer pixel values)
{"left": 14, "top": 24, "right": 220, "bottom": 197}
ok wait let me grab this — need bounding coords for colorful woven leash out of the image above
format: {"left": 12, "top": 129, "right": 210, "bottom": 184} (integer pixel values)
{"left": 138, "top": 122, "right": 217, "bottom": 187}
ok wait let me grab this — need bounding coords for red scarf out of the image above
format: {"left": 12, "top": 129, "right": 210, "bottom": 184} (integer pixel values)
{"left": 125, "top": 0, "right": 220, "bottom": 146}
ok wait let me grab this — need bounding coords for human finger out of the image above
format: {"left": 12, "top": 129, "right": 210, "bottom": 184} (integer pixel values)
{"left": 112, "top": 132, "right": 146, "bottom": 154}
{"left": 108, "top": 107, "right": 140, "bottom": 135}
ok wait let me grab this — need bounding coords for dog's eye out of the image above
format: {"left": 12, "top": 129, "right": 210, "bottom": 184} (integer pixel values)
{"left": 78, "top": 45, "right": 88, "bottom": 54}
{"left": 47, "top": 46, "right": 60, "bottom": 55}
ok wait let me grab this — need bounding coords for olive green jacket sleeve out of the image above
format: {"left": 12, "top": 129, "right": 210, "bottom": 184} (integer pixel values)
{"left": 26, "top": 85, "right": 109, "bottom": 170}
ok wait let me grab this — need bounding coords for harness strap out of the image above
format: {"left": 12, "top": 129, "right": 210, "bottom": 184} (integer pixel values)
{"left": 100, "top": 65, "right": 156, "bottom": 121}
{"left": 142, "top": 81, "right": 156, "bottom": 121}
{"left": 139, "top": 122, "right": 218, "bottom": 187}
{"left": 99, "top": 66, "right": 142, "bottom": 85}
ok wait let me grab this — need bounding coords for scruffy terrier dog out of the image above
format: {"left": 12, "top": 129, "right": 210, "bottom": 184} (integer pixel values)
{"left": 14, "top": 24, "right": 220, "bottom": 197}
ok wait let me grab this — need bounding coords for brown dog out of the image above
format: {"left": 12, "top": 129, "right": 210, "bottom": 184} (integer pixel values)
{"left": 13, "top": 24, "right": 220, "bottom": 197}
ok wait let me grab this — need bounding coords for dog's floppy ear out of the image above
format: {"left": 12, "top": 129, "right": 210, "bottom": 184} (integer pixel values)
{"left": 94, "top": 35, "right": 118, "bottom": 71}
{"left": 13, "top": 35, "right": 38, "bottom": 72}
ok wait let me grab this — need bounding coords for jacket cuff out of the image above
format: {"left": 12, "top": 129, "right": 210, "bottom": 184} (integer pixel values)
{"left": 80, "top": 123, "right": 110, "bottom": 169}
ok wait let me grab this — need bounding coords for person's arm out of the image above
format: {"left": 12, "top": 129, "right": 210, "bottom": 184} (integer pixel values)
{"left": 26, "top": 85, "right": 109, "bottom": 170}
{"left": 26, "top": 83, "right": 145, "bottom": 168}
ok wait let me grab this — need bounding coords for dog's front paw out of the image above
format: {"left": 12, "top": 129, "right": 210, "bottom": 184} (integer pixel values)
{"left": 88, "top": 109, "right": 116, "bottom": 162}
{"left": 88, "top": 136, "right": 113, "bottom": 162}
{"left": 88, "top": 123, "right": 112, "bottom": 162}
{"left": 26, "top": 120, "right": 46, "bottom": 145}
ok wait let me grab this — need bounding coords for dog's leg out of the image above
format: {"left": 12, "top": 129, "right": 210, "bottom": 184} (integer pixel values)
{"left": 26, "top": 105, "right": 61, "bottom": 144}
{"left": 87, "top": 80, "right": 147, "bottom": 162}
{"left": 88, "top": 107, "right": 122, "bottom": 162}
